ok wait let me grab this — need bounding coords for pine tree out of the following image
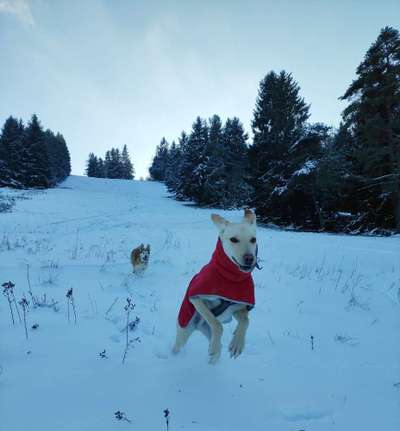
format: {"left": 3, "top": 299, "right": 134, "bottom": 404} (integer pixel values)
{"left": 326, "top": 123, "right": 362, "bottom": 230}
{"left": 149, "top": 138, "right": 169, "bottom": 181}
{"left": 55, "top": 133, "right": 71, "bottom": 181}
{"left": 44, "top": 130, "right": 57, "bottom": 185}
{"left": 165, "top": 140, "right": 182, "bottom": 193}
{"left": 179, "top": 117, "right": 209, "bottom": 203}
{"left": 105, "top": 148, "right": 123, "bottom": 179}
{"left": 200, "top": 116, "right": 251, "bottom": 207}
{"left": 0, "top": 116, "right": 24, "bottom": 187}
{"left": 315, "top": 130, "right": 351, "bottom": 231}
{"left": 44, "top": 129, "right": 71, "bottom": 184}
{"left": 340, "top": 26, "right": 400, "bottom": 232}
{"left": 181, "top": 117, "right": 208, "bottom": 203}
{"left": 121, "top": 144, "right": 135, "bottom": 179}
{"left": 172, "top": 132, "right": 189, "bottom": 199}
{"left": 87, "top": 147, "right": 132, "bottom": 180}
{"left": 201, "top": 115, "right": 226, "bottom": 205}
{"left": 115, "top": 148, "right": 124, "bottom": 178}
{"left": 222, "top": 117, "right": 252, "bottom": 207}
{"left": 161, "top": 117, "right": 251, "bottom": 208}
{"left": 1, "top": 115, "right": 70, "bottom": 189}
{"left": 20, "top": 115, "right": 51, "bottom": 188}
{"left": 104, "top": 150, "right": 111, "bottom": 178}
{"left": 86, "top": 153, "right": 99, "bottom": 177}
{"left": 97, "top": 157, "right": 106, "bottom": 178}
{"left": 249, "top": 71, "right": 310, "bottom": 223}
{"left": 280, "top": 123, "right": 346, "bottom": 229}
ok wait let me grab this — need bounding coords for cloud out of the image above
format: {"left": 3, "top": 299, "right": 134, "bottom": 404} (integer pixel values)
{"left": 0, "top": 0, "right": 34, "bottom": 25}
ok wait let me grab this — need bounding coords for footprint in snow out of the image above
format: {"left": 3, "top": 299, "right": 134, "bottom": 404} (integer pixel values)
{"left": 153, "top": 345, "right": 170, "bottom": 360}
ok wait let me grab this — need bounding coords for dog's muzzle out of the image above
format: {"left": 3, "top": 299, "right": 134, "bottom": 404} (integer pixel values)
{"left": 232, "top": 245, "right": 262, "bottom": 272}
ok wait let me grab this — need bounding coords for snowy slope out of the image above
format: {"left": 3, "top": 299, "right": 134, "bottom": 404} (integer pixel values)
{"left": 0, "top": 176, "right": 399, "bottom": 431}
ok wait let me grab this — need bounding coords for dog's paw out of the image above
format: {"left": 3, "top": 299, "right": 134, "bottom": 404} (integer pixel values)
{"left": 208, "top": 338, "right": 222, "bottom": 364}
{"left": 229, "top": 333, "right": 245, "bottom": 359}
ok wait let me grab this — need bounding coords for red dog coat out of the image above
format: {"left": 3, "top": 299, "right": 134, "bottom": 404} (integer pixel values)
{"left": 178, "top": 239, "right": 255, "bottom": 327}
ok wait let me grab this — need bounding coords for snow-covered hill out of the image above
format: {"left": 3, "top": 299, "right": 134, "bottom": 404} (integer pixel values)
{"left": 1, "top": 176, "right": 399, "bottom": 430}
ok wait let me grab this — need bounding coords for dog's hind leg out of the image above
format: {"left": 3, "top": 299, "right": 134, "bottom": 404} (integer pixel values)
{"left": 172, "top": 322, "right": 194, "bottom": 354}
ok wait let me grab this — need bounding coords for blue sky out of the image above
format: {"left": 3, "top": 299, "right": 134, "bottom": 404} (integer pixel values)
{"left": 1, "top": 0, "right": 399, "bottom": 178}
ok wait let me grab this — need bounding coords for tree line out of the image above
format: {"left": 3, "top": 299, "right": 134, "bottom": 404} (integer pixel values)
{"left": 85, "top": 145, "right": 135, "bottom": 180}
{"left": 150, "top": 117, "right": 251, "bottom": 208}
{"left": 0, "top": 115, "right": 71, "bottom": 189}
{"left": 149, "top": 26, "right": 400, "bottom": 234}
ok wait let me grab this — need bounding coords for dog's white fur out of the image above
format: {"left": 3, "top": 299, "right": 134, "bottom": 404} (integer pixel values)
{"left": 130, "top": 243, "right": 150, "bottom": 275}
{"left": 173, "top": 209, "right": 257, "bottom": 363}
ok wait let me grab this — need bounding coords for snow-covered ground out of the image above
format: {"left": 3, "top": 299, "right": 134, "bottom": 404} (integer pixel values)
{"left": 1, "top": 176, "right": 399, "bottom": 431}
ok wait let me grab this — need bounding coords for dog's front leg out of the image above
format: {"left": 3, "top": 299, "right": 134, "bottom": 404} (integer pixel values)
{"left": 190, "top": 297, "right": 223, "bottom": 364}
{"left": 229, "top": 308, "right": 249, "bottom": 359}
{"left": 172, "top": 322, "right": 194, "bottom": 354}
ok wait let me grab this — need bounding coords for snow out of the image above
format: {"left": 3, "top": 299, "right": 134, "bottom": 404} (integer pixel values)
{"left": 294, "top": 159, "right": 317, "bottom": 176}
{"left": 1, "top": 175, "right": 399, "bottom": 431}
{"left": 273, "top": 185, "right": 288, "bottom": 195}
{"left": 336, "top": 211, "right": 353, "bottom": 218}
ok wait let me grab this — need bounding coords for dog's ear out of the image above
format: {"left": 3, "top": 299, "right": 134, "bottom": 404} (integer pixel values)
{"left": 146, "top": 244, "right": 151, "bottom": 252}
{"left": 140, "top": 243, "right": 144, "bottom": 249}
{"left": 243, "top": 209, "right": 256, "bottom": 225}
{"left": 211, "top": 214, "right": 229, "bottom": 230}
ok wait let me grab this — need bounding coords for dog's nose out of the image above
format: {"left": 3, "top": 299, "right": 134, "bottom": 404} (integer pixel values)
{"left": 243, "top": 254, "right": 254, "bottom": 266}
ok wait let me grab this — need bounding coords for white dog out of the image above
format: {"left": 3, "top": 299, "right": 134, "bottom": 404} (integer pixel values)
{"left": 173, "top": 209, "right": 258, "bottom": 363}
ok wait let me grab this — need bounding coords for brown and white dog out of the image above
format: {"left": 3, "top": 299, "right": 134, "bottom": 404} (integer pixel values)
{"left": 130, "top": 243, "right": 151, "bottom": 275}
{"left": 173, "top": 209, "right": 258, "bottom": 363}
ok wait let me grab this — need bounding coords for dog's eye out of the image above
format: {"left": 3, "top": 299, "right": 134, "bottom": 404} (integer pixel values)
{"left": 230, "top": 237, "right": 239, "bottom": 243}
{"left": 250, "top": 237, "right": 256, "bottom": 244}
